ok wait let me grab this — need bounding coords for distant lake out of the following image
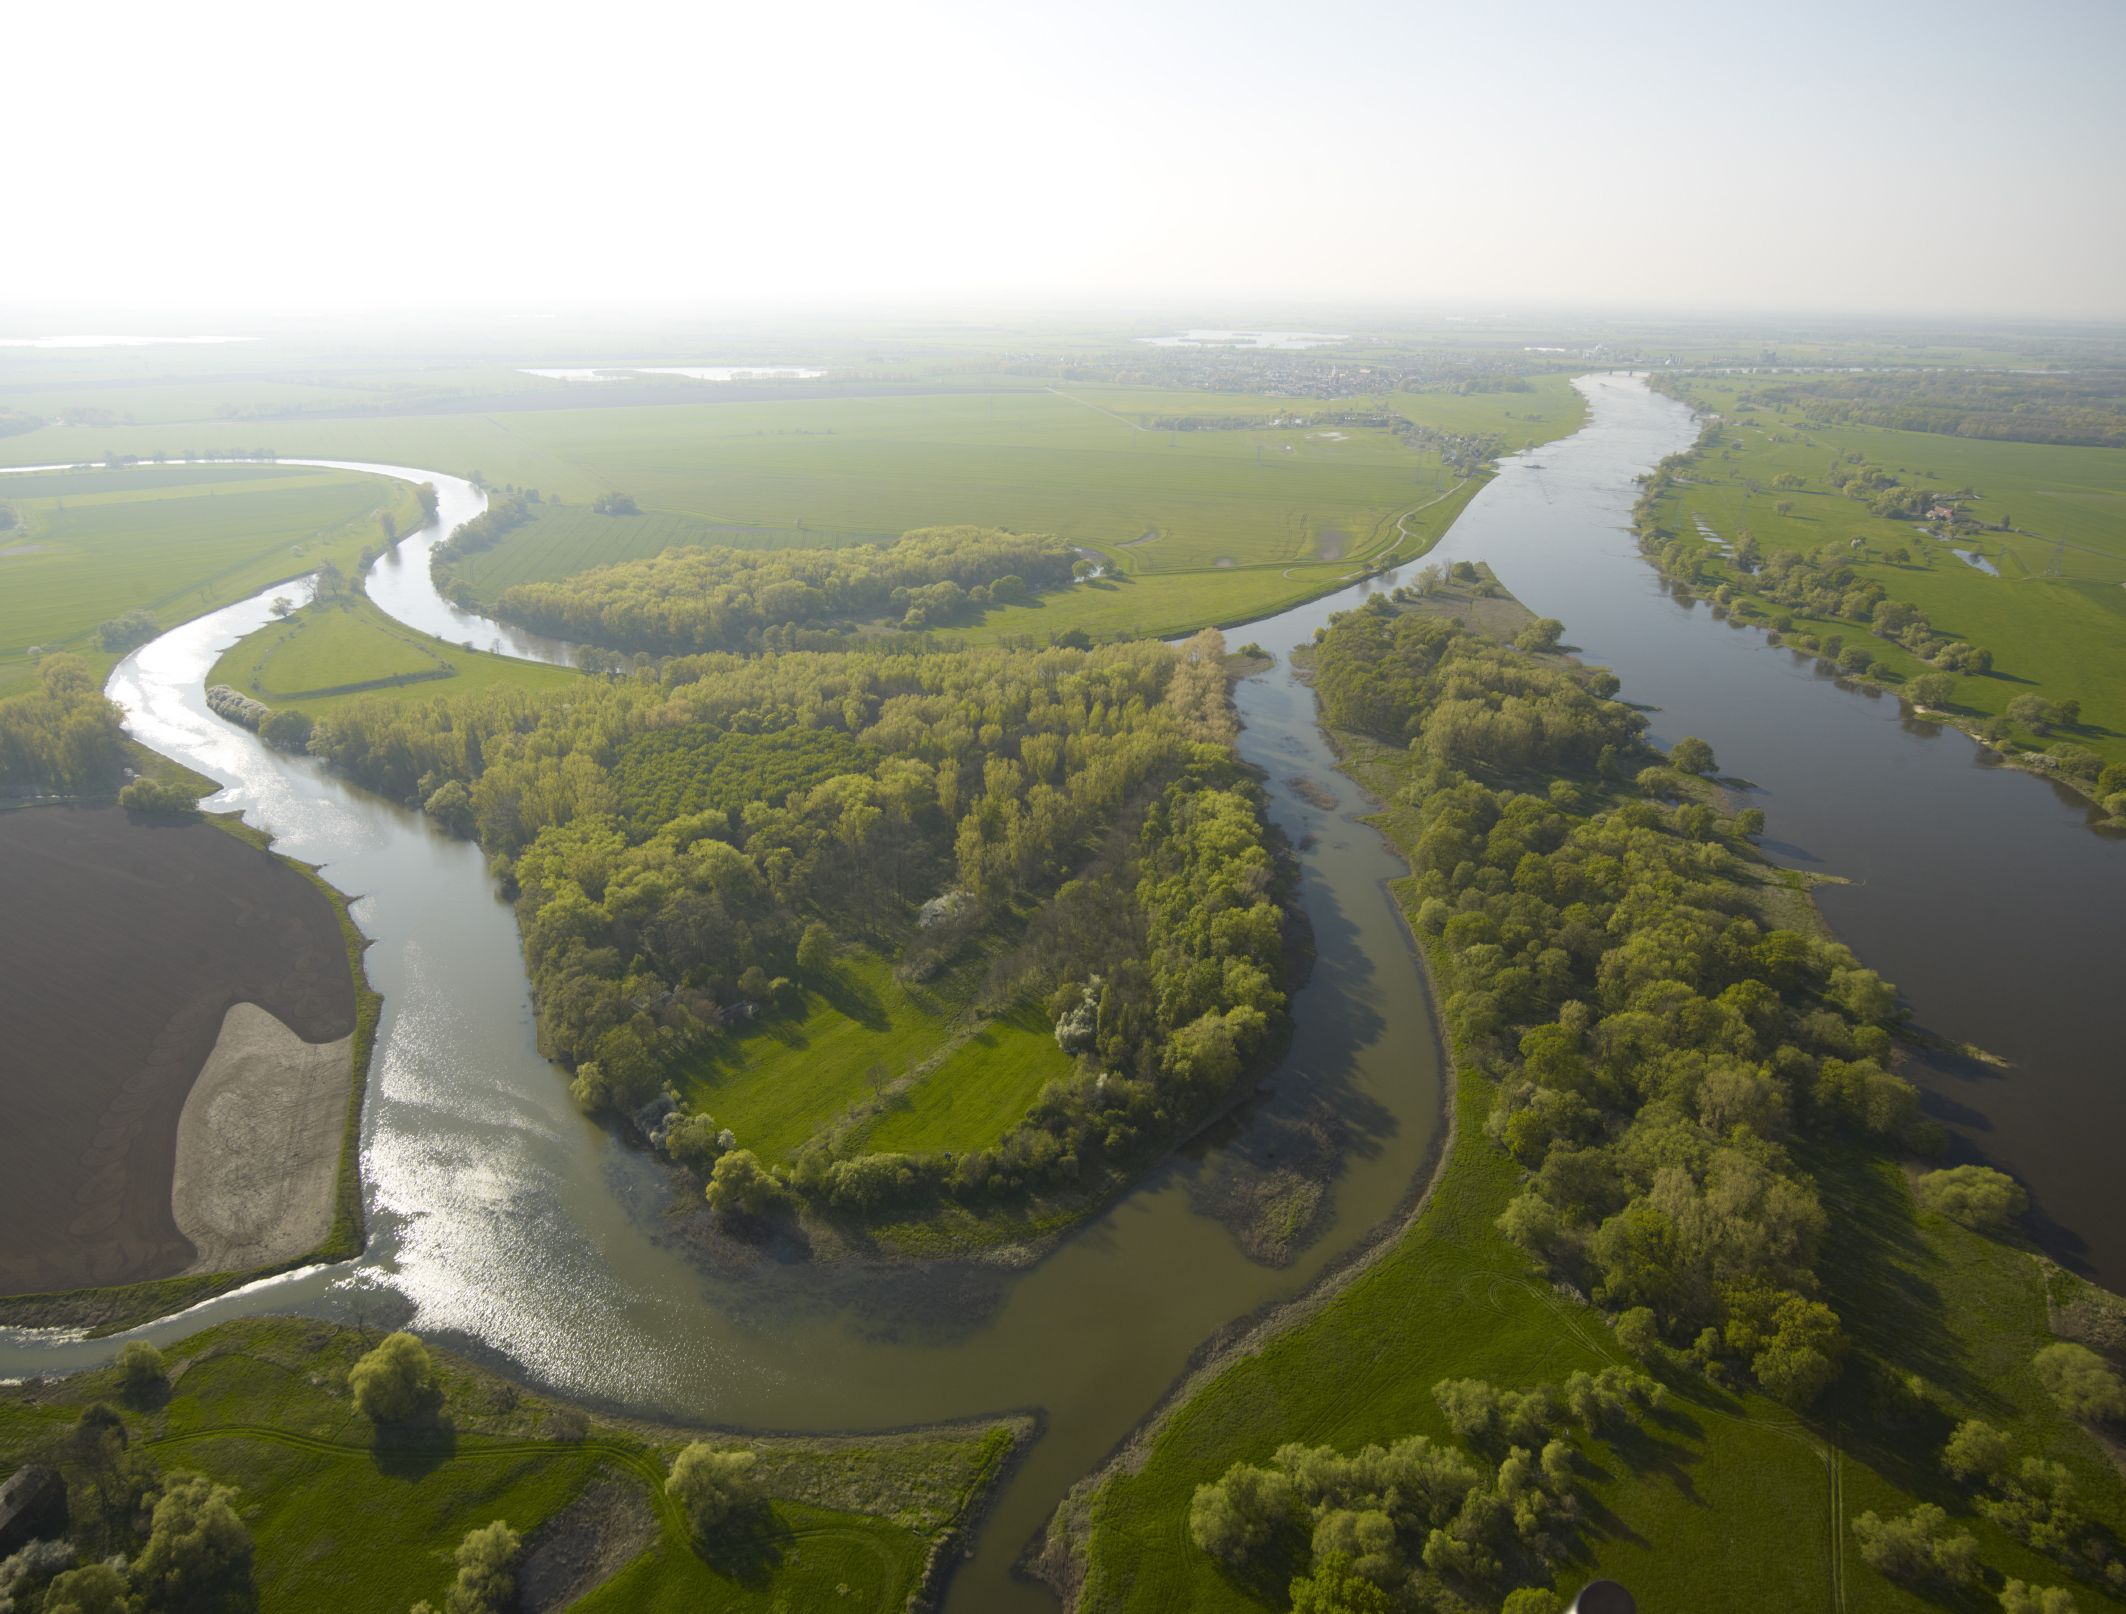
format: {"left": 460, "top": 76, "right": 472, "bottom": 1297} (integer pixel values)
{"left": 1134, "top": 329, "right": 1347, "bottom": 349}
{"left": 520, "top": 364, "right": 827, "bottom": 382}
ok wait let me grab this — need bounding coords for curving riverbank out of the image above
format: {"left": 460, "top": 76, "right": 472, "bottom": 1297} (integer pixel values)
{"left": 4, "top": 373, "right": 2122, "bottom": 1608}
{"left": 0, "top": 457, "right": 1454, "bottom": 1613}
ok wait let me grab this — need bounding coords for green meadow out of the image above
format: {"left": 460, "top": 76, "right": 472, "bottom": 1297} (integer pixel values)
{"left": 208, "top": 597, "right": 580, "bottom": 717}
{"left": 0, "top": 464, "right": 421, "bottom": 697}
{"left": 0, "top": 1316, "right": 1018, "bottom": 1614}
{"left": 234, "top": 601, "right": 450, "bottom": 697}
{"left": 1657, "top": 377, "right": 2126, "bottom": 763}
{"left": 1, "top": 376, "right": 1586, "bottom": 654}
{"left": 855, "top": 1004, "right": 1071, "bottom": 1156}
{"left": 679, "top": 950, "right": 1069, "bottom": 1168}
{"left": 1057, "top": 736, "right": 2126, "bottom": 1613}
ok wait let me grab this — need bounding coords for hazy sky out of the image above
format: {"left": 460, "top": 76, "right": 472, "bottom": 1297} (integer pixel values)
{"left": 12, "top": 0, "right": 2123, "bottom": 321}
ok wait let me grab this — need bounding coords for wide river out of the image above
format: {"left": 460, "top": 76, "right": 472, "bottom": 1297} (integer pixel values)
{"left": 2, "top": 375, "right": 2121, "bottom": 1609}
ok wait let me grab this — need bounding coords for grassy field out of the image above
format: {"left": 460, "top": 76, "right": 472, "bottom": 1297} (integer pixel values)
{"left": 208, "top": 596, "right": 580, "bottom": 717}
{"left": 2, "top": 378, "right": 1587, "bottom": 651}
{"left": 0, "top": 1316, "right": 1021, "bottom": 1614}
{"left": 1053, "top": 733, "right": 2126, "bottom": 1613}
{"left": 854, "top": 1004, "right": 1071, "bottom": 1156}
{"left": 0, "top": 465, "right": 423, "bottom": 697}
{"left": 679, "top": 950, "right": 1069, "bottom": 1167}
{"left": 1655, "top": 377, "right": 2126, "bottom": 765}
{"left": 233, "top": 599, "right": 451, "bottom": 697}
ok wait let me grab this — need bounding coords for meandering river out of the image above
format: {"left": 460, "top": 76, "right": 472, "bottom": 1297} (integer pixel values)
{"left": 2, "top": 374, "right": 2120, "bottom": 1609}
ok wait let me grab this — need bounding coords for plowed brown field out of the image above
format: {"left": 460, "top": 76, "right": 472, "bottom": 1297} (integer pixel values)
{"left": 0, "top": 807, "right": 354, "bottom": 1295}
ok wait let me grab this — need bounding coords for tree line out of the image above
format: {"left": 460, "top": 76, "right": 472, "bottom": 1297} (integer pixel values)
{"left": 1189, "top": 1366, "right": 1663, "bottom": 1610}
{"left": 1742, "top": 371, "right": 2126, "bottom": 450}
{"left": 478, "top": 524, "right": 1081, "bottom": 653}
{"left": 0, "top": 655, "right": 128, "bottom": 796}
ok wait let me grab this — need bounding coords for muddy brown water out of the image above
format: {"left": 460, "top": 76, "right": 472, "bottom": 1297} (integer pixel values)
{"left": 1, "top": 375, "right": 2121, "bottom": 1610}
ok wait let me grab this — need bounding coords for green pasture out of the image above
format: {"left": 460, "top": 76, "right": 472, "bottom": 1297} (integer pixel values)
{"left": 0, "top": 465, "right": 420, "bottom": 697}
{"left": 1659, "top": 379, "right": 2126, "bottom": 761}
{"left": 1, "top": 377, "right": 1588, "bottom": 651}
{"left": 1062, "top": 741, "right": 2126, "bottom": 1613}
{"left": 207, "top": 597, "right": 580, "bottom": 717}
{"left": 681, "top": 950, "right": 1070, "bottom": 1168}
{"left": 855, "top": 1004, "right": 1072, "bottom": 1156}
{"left": 681, "top": 950, "right": 966, "bottom": 1166}
{"left": 235, "top": 600, "right": 449, "bottom": 697}
{"left": 0, "top": 1316, "right": 1013, "bottom": 1614}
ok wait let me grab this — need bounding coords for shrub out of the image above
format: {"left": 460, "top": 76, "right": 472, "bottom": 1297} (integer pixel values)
{"left": 706, "top": 1150, "right": 788, "bottom": 1219}
{"left": 40, "top": 1563, "right": 131, "bottom": 1614}
{"left": 117, "top": 777, "right": 198, "bottom": 815}
{"left": 260, "top": 707, "right": 315, "bottom": 753}
{"left": 115, "top": 1340, "right": 167, "bottom": 1401}
{"left": 131, "top": 1473, "right": 253, "bottom": 1607}
{"left": 1940, "top": 1418, "right": 2011, "bottom": 1483}
{"left": 349, "top": 1331, "right": 439, "bottom": 1423}
{"left": 1999, "top": 1579, "right": 2081, "bottom": 1613}
{"left": 1668, "top": 735, "right": 1716, "bottom": 775}
{"left": 442, "top": 1520, "right": 520, "bottom": 1614}
{"left": 1850, "top": 1504, "right": 1980, "bottom": 1588}
{"left": 1188, "top": 1464, "right": 1301, "bottom": 1568}
{"left": 668, "top": 1443, "right": 761, "bottom": 1542}
{"left": 1914, "top": 1165, "right": 2026, "bottom": 1231}
{"left": 2031, "top": 1342, "right": 2125, "bottom": 1422}
{"left": 1517, "top": 617, "right": 1565, "bottom": 653}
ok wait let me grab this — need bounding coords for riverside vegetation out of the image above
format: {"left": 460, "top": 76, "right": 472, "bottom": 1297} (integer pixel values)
{"left": 0, "top": 464, "right": 431, "bottom": 699}
{"left": 437, "top": 516, "right": 1086, "bottom": 654}
{"left": 0, "top": 1317, "right": 1022, "bottom": 1613}
{"left": 287, "top": 628, "right": 1293, "bottom": 1248}
{"left": 1044, "top": 595, "right": 2126, "bottom": 1612}
{"left": 1638, "top": 371, "right": 2126, "bottom": 812}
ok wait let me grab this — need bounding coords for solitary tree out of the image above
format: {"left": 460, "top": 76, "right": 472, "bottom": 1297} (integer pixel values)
{"left": 1913, "top": 1165, "right": 2025, "bottom": 1231}
{"left": 2032, "top": 1342, "right": 2126, "bottom": 1422}
{"left": 706, "top": 1150, "right": 786, "bottom": 1219}
{"left": 667, "top": 1443, "right": 761, "bottom": 1543}
{"left": 349, "top": 1331, "right": 439, "bottom": 1424}
{"left": 1669, "top": 736, "right": 1717, "bottom": 775}
{"left": 1516, "top": 617, "right": 1565, "bottom": 653}
{"left": 116, "top": 1340, "right": 167, "bottom": 1402}
{"left": 439, "top": 1520, "right": 520, "bottom": 1614}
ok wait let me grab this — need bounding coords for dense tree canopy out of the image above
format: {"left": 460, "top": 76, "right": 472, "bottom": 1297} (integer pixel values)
{"left": 1309, "top": 602, "right": 1934, "bottom": 1409}
{"left": 485, "top": 525, "right": 1079, "bottom": 653}
{"left": 300, "top": 631, "right": 1289, "bottom": 1218}
{"left": 0, "top": 655, "right": 128, "bottom": 796}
